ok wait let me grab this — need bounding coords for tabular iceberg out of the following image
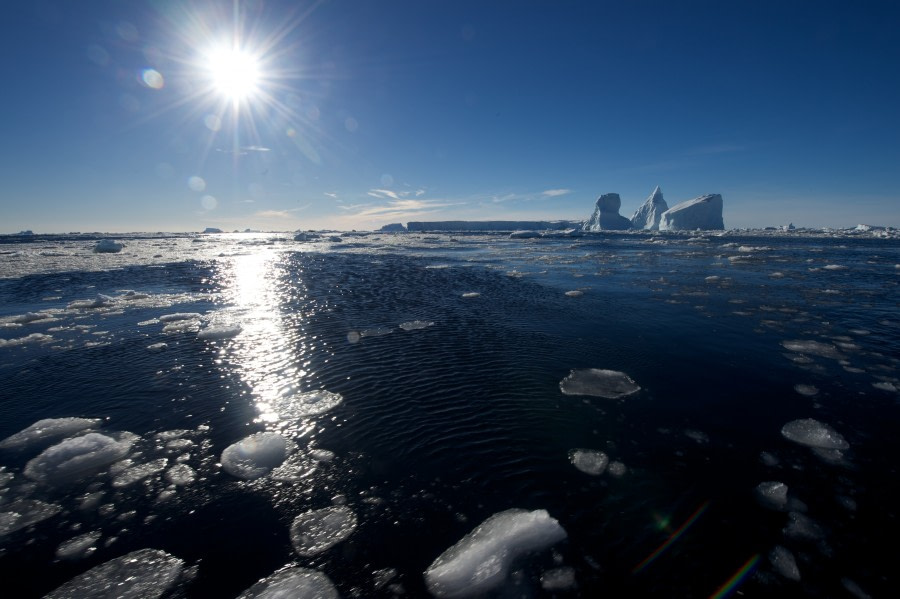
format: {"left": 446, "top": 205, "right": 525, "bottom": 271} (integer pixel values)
{"left": 630, "top": 185, "right": 668, "bottom": 230}
{"left": 581, "top": 193, "right": 632, "bottom": 231}
{"left": 659, "top": 194, "right": 724, "bottom": 231}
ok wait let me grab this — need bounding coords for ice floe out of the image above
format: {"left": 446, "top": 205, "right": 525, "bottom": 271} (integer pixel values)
{"left": 93, "top": 239, "right": 124, "bottom": 253}
{"left": 165, "top": 464, "right": 197, "bottom": 486}
{"left": 111, "top": 458, "right": 168, "bottom": 488}
{"left": 781, "top": 418, "right": 849, "bottom": 449}
{"left": 158, "top": 312, "right": 202, "bottom": 323}
{"left": 24, "top": 433, "right": 134, "bottom": 485}
{"left": 559, "top": 368, "right": 640, "bottom": 399}
{"left": 755, "top": 481, "right": 789, "bottom": 511}
{"left": 769, "top": 545, "right": 800, "bottom": 581}
{"left": 461, "top": 292, "right": 480, "bottom": 298}
{"left": 793, "top": 384, "right": 819, "bottom": 396}
{"left": 424, "top": 508, "right": 567, "bottom": 597}
{"left": 55, "top": 531, "right": 101, "bottom": 560}
{"left": 237, "top": 566, "right": 339, "bottom": 598}
{"left": 781, "top": 340, "right": 843, "bottom": 359}
{"left": 0, "top": 417, "right": 102, "bottom": 450}
{"left": 783, "top": 511, "right": 825, "bottom": 541}
{"left": 0, "top": 332, "right": 54, "bottom": 348}
{"left": 400, "top": 320, "right": 434, "bottom": 331}
{"left": 44, "top": 548, "right": 184, "bottom": 598}
{"left": 607, "top": 461, "right": 627, "bottom": 477}
{"left": 221, "top": 432, "right": 291, "bottom": 480}
{"left": 147, "top": 342, "right": 168, "bottom": 352}
{"left": 564, "top": 290, "right": 584, "bottom": 297}
{"left": 67, "top": 294, "right": 115, "bottom": 310}
{"left": 197, "top": 324, "right": 242, "bottom": 340}
{"left": 0, "top": 499, "right": 62, "bottom": 536}
{"left": 290, "top": 505, "right": 358, "bottom": 556}
{"left": 260, "top": 390, "right": 344, "bottom": 420}
{"left": 569, "top": 449, "right": 608, "bottom": 475}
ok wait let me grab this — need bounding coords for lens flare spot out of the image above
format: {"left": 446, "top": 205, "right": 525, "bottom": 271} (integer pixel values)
{"left": 201, "top": 195, "right": 218, "bottom": 210}
{"left": 188, "top": 176, "right": 206, "bottom": 192}
{"left": 141, "top": 69, "right": 164, "bottom": 90}
{"left": 204, "top": 114, "right": 222, "bottom": 131}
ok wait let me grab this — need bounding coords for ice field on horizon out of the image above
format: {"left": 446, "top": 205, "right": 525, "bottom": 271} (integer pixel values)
{"left": 0, "top": 230, "right": 898, "bottom": 597}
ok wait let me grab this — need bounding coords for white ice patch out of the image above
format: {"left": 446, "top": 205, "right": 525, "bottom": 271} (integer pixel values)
{"left": 781, "top": 340, "right": 843, "bottom": 359}
{"left": 158, "top": 312, "right": 202, "bottom": 322}
{"left": 823, "top": 264, "right": 847, "bottom": 270}
{"left": 793, "top": 384, "right": 819, "bottom": 396}
{"left": 607, "top": 461, "right": 627, "bottom": 477}
{"left": 400, "top": 320, "right": 434, "bottom": 331}
{"left": 424, "top": 508, "right": 567, "bottom": 598}
{"left": 261, "top": 390, "right": 344, "bottom": 420}
{"left": 541, "top": 566, "right": 576, "bottom": 591}
{"left": 147, "top": 342, "right": 168, "bottom": 352}
{"left": 781, "top": 418, "right": 849, "bottom": 449}
{"left": 67, "top": 295, "right": 115, "bottom": 310}
{"left": 93, "top": 240, "right": 124, "bottom": 253}
{"left": 564, "top": 290, "right": 584, "bottom": 297}
{"left": 24, "top": 432, "right": 134, "bottom": 485}
{"left": 220, "top": 432, "right": 290, "bottom": 480}
{"left": 9, "top": 311, "right": 54, "bottom": 324}
{"left": 237, "top": 566, "right": 339, "bottom": 599}
{"left": 568, "top": 449, "right": 608, "bottom": 475}
{"left": 0, "top": 332, "right": 54, "bottom": 348}
{"left": 44, "top": 548, "right": 184, "bottom": 599}
{"left": 559, "top": 369, "right": 640, "bottom": 399}
{"left": 755, "top": 481, "right": 789, "bottom": 511}
{"left": 112, "top": 458, "right": 168, "bottom": 488}
{"left": 783, "top": 511, "right": 825, "bottom": 541}
{"left": 310, "top": 449, "right": 335, "bottom": 462}
{"left": 197, "top": 324, "right": 242, "bottom": 340}
{"left": 165, "top": 464, "right": 197, "bottom": 486}
{"left": 769, "top": 545, "right": 800, "bottom": 581}
{"left": 0, "top": 499, "right": 62, "bottom": 536}
{"left": 55, "top": 531, "right": 101, "bottom": 560}
{"left": 461, "top": 292, "right": 481, "bottom": 298}
{"left": 290, "top": 506, "right": 358, "bottom": 556}
{"left": 0, "top": 417, "right": 102, "bottom": 450}
{"left": 872, "top": 381, "right": 897, "bottom": 392}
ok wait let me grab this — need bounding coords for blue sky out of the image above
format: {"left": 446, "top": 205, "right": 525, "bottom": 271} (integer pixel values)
{"left": 1, "top": 0, "right": 898, "bottom": 233}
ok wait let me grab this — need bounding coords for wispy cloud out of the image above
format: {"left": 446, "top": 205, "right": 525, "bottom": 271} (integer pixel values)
{"left": 348, "top": 198, "right": 459, "bottom": 222}
{"left": 324, "top": 192, "right": 338, "bottom": 199}
{"left": 255, "top": 206, "right": 307, "bottom": 219}
{"left": 242, "top": 145, "right": 271, "bottom": 152}
{"left": 542, "top": 188, "right": 572, "bottom": 197}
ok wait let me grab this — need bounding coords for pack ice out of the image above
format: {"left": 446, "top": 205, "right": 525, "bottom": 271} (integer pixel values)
{"left": 220, "top": 432, "right": 291, "bottom": 480}
{"left": 44, "top": 548, "right": 183, "bottom": 598}
{"left": 559, "top": 369, "right": 640, "bottom": 399}
{"left": 424, "top": 508, "right": 567, "bottom": 598}
{"left": 24, "top": 432, "right": 134, "bottom": 485}
{"left": 237, "top": 567, "right": 339, "bottom": 598}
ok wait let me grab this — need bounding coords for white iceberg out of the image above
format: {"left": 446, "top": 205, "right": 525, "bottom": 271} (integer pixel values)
{"left": 290, "top": 506, "right": 358, "bottom": 556}
{"left": 781, "top": 418, "right": 849, "bottom": 449}
{"left": 424, "top": 508, "right": 567, "bottom": 598}
{"left": 220, "top": 432, "right": 290, "bottom": 480}
{"left": 44, "top": 548, "right": 184, "bottom": 599}
{"left": 0, "top": 417, "right": 102, "bottom": 450}
{"left": 24, "top": 432, "right": 134, "bottom": 485}
{"left": 581, "top": 193, "right": 632, "bottom": 231}
{"left": 630, "top": 185, "right": 668, "bottom": 230}
{"left": 559, "top": 368, "right": 640, "bottom": 399}
{"left": 237, "top": 567, "right": 339, "bottom": 598}
{"left": 659, "top": 194, "right": 724, "bottom": 231}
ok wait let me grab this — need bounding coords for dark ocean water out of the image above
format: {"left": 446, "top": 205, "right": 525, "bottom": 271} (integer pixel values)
{"left": 0, "top": 232, "right": 898, "bottom": 597}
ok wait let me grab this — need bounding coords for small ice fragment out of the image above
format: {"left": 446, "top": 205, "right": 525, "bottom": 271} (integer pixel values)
{"left": 165, "top": 438, "right": 194, "bottom": 451}
{"left": 373, "top": 568, "right": 397, "bottom": 590}
{"left": 755, "top": 481, "right": 789, "bottom": 511}
{"left": 158, "top": 312, "right": 202, "bottom": 322}
{"left": 684, "top": 429, "right": 709, "bottom": 444}
{"left": 783, "top": 511, "right": 824, "bottom": 541}
{"left": 823, "top": 264, "right": 847, "bottom": 270}
{"left": 221, "top": 432, "right": 290, "bottom": 480}
{"left": 400, "top": 320, "right": 434, "bottom": 331}
{"left": 10, "top": 311, "right": 53, "bottom": 323}
{"left": 147, "top": 342, "right": 168, "bottom": 352}
{"left": 237, "top": 567, "right": 339, "bottom": 599}
{"left": 607, "top": 461, "right": 627, "bottom": 477}
{"left": 793, "top": 384, "right": 819, "bottom": 396}
{"left": 79, "top": 491, "right": 105, "bottom": 511}
{"left": 0, "top": 332, "right": 54, "bottom": 347}
{"left": 872, "top": 381, "right": 897, "bottom": 392}
{"left": 360, "top": 327, "right": 393, "bottom": 338}
{"left": 310, "top": 449, "right": 335, "bottom": 462}
{"left": 704, "top": 275, "right": 720, "bottom": 282}
{"left": 769, "top": 545, "right": 800, "bottom": 581}
{"left": 0, "top": 499, "right": 62, "bottom": 536}
{"left": 541, "top": 566, "right": 576, "bottom": 591}
{"left": 810, "top": 447, "right": 846, "bottom": 465}
{"left": 559, "top": 369, "right": 640, "bottom": 399}
{"left": 55, "top": 531, "right": 101, "bottom": 560}
{"left": 93, "top": 239, "right": 124, "bottom": 253}
{"left": 264, "top": 390, "right": 344, "bottom": 419}
{"left": 24, "top": 433, "right": 134, "bottom": 485}
{"left": 564, "top": 290, "right": 584, "bottom": 297}
{"left": 424, "top": 508, "right": 567, "bottom": 598}
{"left": 461, "top": 292, "right": 480, "bottom": 298}
{"left": 0, "top": 417, "right": 102, "bottom": 450}
{"left": 67, "top": 295, "right": 115, "bottom": 309}
{"left": 568, "top": 449, "right": 608, "bottom": 475}
{"left": 165, "top": 464, "right": 197, "bottom": 486}
{"left": 781, "top": 340, "right": 843, "bottom": 359}
{"left": 781, "top": 419, "right": 849, "bottom": 449}
{"left": 841, "top": 577, "right": 872, "bottom": 599}
{"left": 197, "top": 324, "right": 242, "bottom": 340}
{"left": 112, "top": 458, "right": 168, "bottom": 488}
{"left": 290, "top": 506, "right": 358, "bottom": 556}
{"left": 44, "top": 548, "right": 184, "bottom": 599}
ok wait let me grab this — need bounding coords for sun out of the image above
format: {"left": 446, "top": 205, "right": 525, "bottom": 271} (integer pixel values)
{"left": 205, "top": 46, "right": 261, "bottom": 102}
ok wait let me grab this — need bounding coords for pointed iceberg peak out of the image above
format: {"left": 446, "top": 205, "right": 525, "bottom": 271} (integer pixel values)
{"left": 631, "top": 186, "right": 669, "bottom": 230}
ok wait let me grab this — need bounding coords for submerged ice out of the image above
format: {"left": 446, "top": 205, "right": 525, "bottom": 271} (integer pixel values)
{"left": 237, "top": 567, "right": 339, "bottom": 599}
{"left": 44, "top": 548, "right": 184, "bottom": 598}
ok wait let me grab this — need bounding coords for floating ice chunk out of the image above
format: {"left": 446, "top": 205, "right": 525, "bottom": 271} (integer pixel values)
{"left": 290, "top": 506, "right": 358, "bottom": 556}
{"left": 165, "top": 464, "right": 197, "bottom": 486}
{"left": 67, "top": 295, "right": 115, "bottom": 309}
{"left": 263, "top": 390, "right": 344, "bottom": 420}
{"left": 424, "top": 508, "right": 567, "bottom": 598}
{"left": 810, "top": 447, "right": 847, "bottom": 465}
{"left": 162, "top": 320, "right": 200, "bottom": 334}
{"left": 872, "top": 381, "right": 897, "bottom": 392}
{"left": 823, "top": 264, "right": 847, "bottom": 270}
{"left": 461, "top": 292, "right": 481, "bottom": 298}
{"left": 198, "top": 324, "right": 242, "bottom": 340}
{"left": 0, "top": 499, "right": 62, "bottom": 535}
{"left": 769, "top": 545, "right": 800, "bottom": 581}
{"left": 56, "top": 531, "right": 101, "bottom": 560}
{"left": 569, "top": 449, "right": 608, "bottom": 475}
{"left": 607, "top": 461, "right": 627, "bottom": 477}
{"left": 360, "top": 327, "right": 393, "bottom": 338}
{"left": 237, "top": 567, "right": 339, "bottom": 599}
{"left": 759, "top": 452, "right": 780, "bottom": 467}
{"left": 0, "top": 417, "right": 102, "bottom": 450}
{"left": 755, "top": 481, "right": 789, "bottom": 511}
{"left": 44, "top": 548, "right": 184, "bottom": 599}
{"left": 793, "top": 384, "right": 819, "bottom": 396}
{"left": 93, "top": 239, "right": 124, "bottom": 253}
{"left": 400, "top": 320, "right": 434, "bottom": 331}
{"left": 221, "top": 432, "right": 290, "bottom": 480}
{"left": 147, "top": 342, "right": 168, "bottom": 352}
{"left": 541, "top": 566, "right": 576, "bottom": 591}
{"left": 783, "top": 511, "right": 824, "bottom": 541}
{"left": 841, "top": 577, "right": 872, "bottom": 599}
{"left": 0, "top": 332, "right": 54, "bottom": 348}
{"left": 25, "top": 433, "right": 134, "bottom": 485}
{"left": 564, "top": 290, "right": 584, "bottom": 297}
{"left": 310, "top": 449, "right": 335, "bottom": 462}
{"left": 559, "top": 369, "right": 640, "bottom": 399}
{"left": 373, "top": 568, "right": 398, "bottom": 590}
{"left": 684, "top": 429, "right": 709, "bottom": 444}
{"left": 158, "top": 312, "right": 202, "bottom": 323}
{"left": 112, "top": 458, "right": 168, "bottom": 488}
{"left": 781, "top": 419, "right": 849, "bottom": 449}
{"left": 10, "top": 311, "right": 53, "bottom": 324}
{"left": 781, "top": 339, "right": 842, "bottom": 359}
{"left": 121, "top": 290, "right": 150, "bottom": 300}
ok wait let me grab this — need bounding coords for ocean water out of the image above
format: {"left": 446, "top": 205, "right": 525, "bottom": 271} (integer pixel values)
{"left": 0, "top": 231, "right": 898, "bottom": 597}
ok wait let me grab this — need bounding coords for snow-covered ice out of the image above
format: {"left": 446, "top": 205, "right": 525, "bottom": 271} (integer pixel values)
{"left": 569, "top": 449, "right": 608, "bottom": 475}
{"left": 0, "top": 332, "right": 54, "bottom": 347}
{"left": 564, "top": 290, "right": 584, "bottom": 297}
{"left": 158, "top": 312, "right": 202, "bottom": 323}
{"left": 44, "top": 548, "right": 184, "bottom": 599}
{"left": 559, "top": 368, "right": 640, "bottom": 399}
{"left": 290, "top": 506, "right": 358, "bottom": 556}
{"left": 659, "top": 194, "right": 724, "bottom": 231}
{"left": 237, "top": 566, "right": 339, "bottom": 598}
{"left": 111, "top": 458, "right": 168, "bottom": 488}
{"left": 630, "top": 185, "right": 668, "bottom": 230}
{"left": 424, "top": 508, "right": 567, "bottom": 597}
{"left": 783, "top": 511, "right": 825, "bottom": 541}
{"left": 781, "top": 418, "right": 849, "bottom": 449}
{"left": 781, "top": 340, "right": 843, "bottom": 359}
{"left": 24, "top": 433, "right": 134, "bottom": 485}
{"left": 221, "top": 432, "right": 290, "bottom": 480}
{"left": 0, "top": 417, "right": 102, "bottom": 450}
{"left": 794, "top": 384, "right": 819, "bottom": 396}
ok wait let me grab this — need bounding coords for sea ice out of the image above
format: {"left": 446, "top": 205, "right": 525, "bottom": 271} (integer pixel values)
{"left": 569, "top": 449, "right": 608, "bottom": 475}
{"left": 781, "top": 340, "right": 843, "bottom": 359}
{"left": 263, "top": 390, "right": 344, "bottom": 419}
{"left": 10, "top": 311, "right": 53, "bottom": 323}
{"left": 165, "top": 464, "right": 197, "bottom": 486}
{"left": 540, "top": 566, "right": 577, "bottom": 591}
{"left": 769, "top": 545, "right": 800, "bottom": 581}
{"left": 0, "top": 499, "right": 62, "bottom": 536}
{"left": 0, "top": 332, "right": 54, "bottom": 348}
{"left": 55, "top": 531, "right": 101, "bottom": 560}
{"left": 147, "top": 342, "right": 168, "bottom": 352}
{"left": 564, "top": 290, "right": 584, "bottom": 297}
{"left": 158, "top": 312, "right": 202, "bottom": 322}
{"left": 783, "top": 511, "right": 824, "bottom": 541}
{"left": 755, "top": 481, "right": 789, "bottom": 511}
{"left": 24, "top": 433, "right": 134, "bottom": 485}
{"left": 44, "top": 548, "right": 184, "bottom": 599}
{"left": 93, "top": 239, "right": 124, "bottom": 253}
{"left": 112, "top": 458, "right": 168, "bottom": 488}
{"left": 781, "top": 419, "right": 849, "bottom": 449}
{"left": 197, "top": 324, "right": 242, "bottom": 340}
{"left": 237, "top": 567, "right": 339, "bottom": 598}
{"left": 221, "top": 432, "right": 290, "bottom": 480}
{"left": 424, "top": 508, "right": 567, "bottom": 598}
{"left": 0, "top": 417, "right": 102, "bottom": 450}
{"left": 607, "top": 461, "right": 627, "bottom": 477}
{"left": 559, "top": 369, "right": 640, "bottom": 399}
{"left": 793, "top": 384, "right": 819, "bottom": 396}
{"left": 310, "top": 449, "right": 335, "bottom": 462}
{"left": 400, "top": 320, "right": 434, "bottom": 331}
{"left": 67, "top": 294, "right": 115, "bottom": 310}
{"left": 290, "top": 506, "right": 358, "bottom": 556}
{"left": 461, "top": 292, "right": 481, "bottom": 298}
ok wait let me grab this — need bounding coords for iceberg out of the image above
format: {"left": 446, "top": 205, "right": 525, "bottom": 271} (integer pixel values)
{"left": 237, "top": 567, "right": 339, "bottom": 598}
{"left": 93, "top": 239, "right": 124, "bottom": 253}
{"left": 378, "top": 223, "right": 407, "bottom": 232}
{"left": 24, "top": 432, "right": 134, "bottom": 485}
{"left": 290, "top": 506, "right": 358, "bottom": 556}
{"left": 581, "top": 193, "right": 632, "bottom": 231}
{"left": 424, "top": 508, "right": 567, "bottom": 597}
{"left": 221, "top": 432, "right": 290, "bottom": 480}
{"left": 659, "top": 194, "right": 724, "bottom": 231}
{"left": 44, "top": 548, "right": 184, "bottom": 599}
{"left": 630, "top": 185, "right": 668, "bottom": 230}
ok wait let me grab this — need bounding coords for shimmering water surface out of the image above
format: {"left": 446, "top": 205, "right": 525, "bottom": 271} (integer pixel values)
{"left": 1, "top": 231, "right": 898, "bottom": 597}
